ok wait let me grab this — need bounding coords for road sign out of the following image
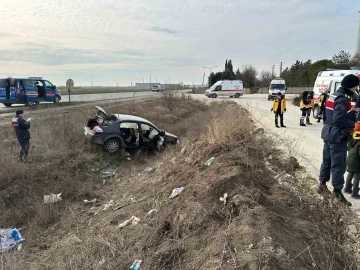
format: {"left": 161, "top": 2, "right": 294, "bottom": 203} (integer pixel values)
{"left": 66, "top": 78, "right": 74, "bottom": 90}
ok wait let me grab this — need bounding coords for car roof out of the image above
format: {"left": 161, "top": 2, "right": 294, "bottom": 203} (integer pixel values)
{"left": 113, "top": 114, "right": 157, "bottom": 126}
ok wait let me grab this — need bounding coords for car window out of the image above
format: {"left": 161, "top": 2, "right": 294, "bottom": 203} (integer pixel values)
{"left": 141, "top": 123, "right": 159, "bottom": 139}
{"left": 44, "top": 81, "right": 54, "bottom": 88}
{"left": 120, "top": 122, "right": 139, "bottom": 136}
{"left": 215, "top": 85, "right": 222, "bottom": 91}
{"left": 22, "top": 79, "right": 35, "bottom": 87}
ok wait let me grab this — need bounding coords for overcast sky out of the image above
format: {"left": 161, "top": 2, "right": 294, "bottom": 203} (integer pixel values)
{"left": 0, "top": 0, "right": 359, "bottom": 86}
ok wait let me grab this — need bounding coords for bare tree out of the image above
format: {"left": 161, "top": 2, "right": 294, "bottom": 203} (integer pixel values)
{"left": 260, "top": 70, "right": 273, "bottom": 88}
{"left": 242, "top": 65, "right": 258, "bottom": 91}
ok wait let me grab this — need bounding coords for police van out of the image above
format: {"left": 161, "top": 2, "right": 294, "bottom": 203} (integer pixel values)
{"left": 205, "top": 80, "right": 244, "bottom": 98}
{"left": 312, "top": 69, "right": 360, "bottom": 117}
{"left": 0, "top": 77, "right": 61, "bottom": 107}
{"left": 268, "top": 78, "right": 287, "bottom": 100}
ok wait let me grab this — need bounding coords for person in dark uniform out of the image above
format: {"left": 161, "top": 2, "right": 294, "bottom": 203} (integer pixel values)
{"left": 318, "top": 74, "right": 359, "bottom": 206}
{"left": 317, "top": 89, "right": 329, "bottom": 123}
{"left": 11, "top": 109, "right": 31, "bottom": 161}
{"left": 299, "top": 91, "right": 310, "bottom": 126}
{"left": 271, "top": 92, "right": 286, "bottom": 128}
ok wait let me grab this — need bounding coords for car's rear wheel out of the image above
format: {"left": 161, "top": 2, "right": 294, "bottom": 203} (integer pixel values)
{"left": 104, "top": 139, "right": 121, "bottom": 154}
{"left": 234, "top": 93, "right": 240, "bottom": 98}
{"left": 211, "top": 94, "right": 217, "bottom": 98}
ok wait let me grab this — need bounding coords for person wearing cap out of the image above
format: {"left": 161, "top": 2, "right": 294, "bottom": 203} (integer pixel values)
{"left": 344, "top": 122, "right": 360, "bottom": 198}
{"left": 318, "top": 74, "right": 359, "bottom": 206}
{"left": 11, "top": 109, "right": 31, "bottom": 161}
{"left": 270, "top": 92, "right": 286, "bottom": 128}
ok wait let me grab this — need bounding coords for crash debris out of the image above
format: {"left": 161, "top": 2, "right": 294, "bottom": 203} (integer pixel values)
{"left": 169, "top": 187, "right": 184, "bottom": 199}
{"left": 44, "top": 193, "right": 62, "bottom": 204}
{"left": 0, "top": 228, "right": 24, "bottom": 253}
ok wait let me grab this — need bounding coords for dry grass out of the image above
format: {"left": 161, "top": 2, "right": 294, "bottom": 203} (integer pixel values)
{"left": 0, "top": 97, "right": 357, "bottom": 269}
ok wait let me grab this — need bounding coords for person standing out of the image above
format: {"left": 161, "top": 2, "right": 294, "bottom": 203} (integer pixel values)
{"left": 306, "top": 91, "right": 315, "bottom": 125}
{"left": 11, "top": 109, "right": 31, "bottom": 161}
{"left": 318, "top": 74, "right": 359, "bottom": 206}
{"left": 344, "top": 122, "right": 360, "bottom": 198}
{"left": 317, "top": 89, "right": 329, "bottom": 123}
{"left": 299, "top": 91, "right": 310, "bottom": 126}
{"left": 271, "top": 92, "right": 286, "bottom": 128}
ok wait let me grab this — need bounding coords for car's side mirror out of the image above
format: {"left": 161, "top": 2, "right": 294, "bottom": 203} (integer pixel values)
{"left": 160, "top": 130, "right": 165, "bottom": 137}
{"left": 53, "top": 85, "right": 56, "bottom": 88}
{"left": 285, "top": 87, "right": 287, "bottom": 90}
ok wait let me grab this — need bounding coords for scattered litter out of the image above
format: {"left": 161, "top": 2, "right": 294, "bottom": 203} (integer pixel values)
{"left": 171, "top": 157, "right": 176, "bottom": 164}
{"left": 99, "top": 258, "right": 106, "bottom": 265}
{"left": 102, "top": 200, "right": 115, "bottom": 211}
{"left": 118, "top": 216, "right": 140, "bottom": 229}
{"left": 0, "top": 228, "right": 24, "bottom": 253}
{"left": 268, "top": 155, "right": 273, "bottom": 160}
{"left": 144, "top": 167, "right": 156, "bottom": 173}
{"left": 181, "top": 147, "right": 186, "bottom": 154}
{"left": 127, "top": 157, "right": 131, "bottom": 161}
{"left": 148, "top": 209, "right": 157, "bottom": 215}
{"left": 44, "top": 193, "right": 62, "bottom": 204}
{"left": 169, "top": 187, "right": 184, "bottom": 199}
{"left": 84, "top": 199, "right": 97, "bottom": 204}
{"left": 3, "top": 139, "right": 9, "bottom": 142}
{"left": 220, "top": 193, "right": 228, "bottom": 205}
{"left": 126, "top": 152, "right": 131, "bottom": 157}
{"left": 147, "top": 209, "right": 158, "bottom": 217}
{"left": 130, "top": 259, "right": 142, "bottom": 270}
{"left": 100, "top": 165, "right": 118, "bottom": 178}
{"left": 204, "top": 157, "right": 215, "bottom": 167}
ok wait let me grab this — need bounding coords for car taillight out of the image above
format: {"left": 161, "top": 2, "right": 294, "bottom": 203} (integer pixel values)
{"left": 93, "top": 126, "right": 103, "bottom": 132}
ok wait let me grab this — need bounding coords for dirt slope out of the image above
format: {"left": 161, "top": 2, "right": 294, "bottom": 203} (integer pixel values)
{"left": 0, "top": 96, "right": 357, "bottom": 269}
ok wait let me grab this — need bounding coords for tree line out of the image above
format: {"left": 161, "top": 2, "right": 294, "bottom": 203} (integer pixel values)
{"left": 208, "top": 51, "right": 360, "bottom": 90}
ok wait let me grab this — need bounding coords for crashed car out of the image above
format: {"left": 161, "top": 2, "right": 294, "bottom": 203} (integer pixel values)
{"left": 84, "top": 106, "right": 179, "bottom": 153}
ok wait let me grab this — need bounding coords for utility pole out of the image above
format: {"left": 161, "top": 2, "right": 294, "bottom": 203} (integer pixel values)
{"left": 203, "top": 65, "right": 218, "bottom": 87}
{"left": 279, "top": 62, "right": 283, "bottom": 77}
{"left": 271, "top": 65, "right": 275, "bottom": 78}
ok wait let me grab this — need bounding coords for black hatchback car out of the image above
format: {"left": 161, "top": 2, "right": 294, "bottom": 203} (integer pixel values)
{"left": 84, "top": 106, "right": 179, "bottom": 153}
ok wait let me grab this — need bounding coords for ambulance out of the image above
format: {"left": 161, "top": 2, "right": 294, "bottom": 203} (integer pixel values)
{"left": 205, "top": 80, "right": 244, "bottom": 98}
{"left": 311, "top": 68, "right": 360, "bottom": 118}
{"left": 268, "top": 78, "right": 287, "bottom": 100}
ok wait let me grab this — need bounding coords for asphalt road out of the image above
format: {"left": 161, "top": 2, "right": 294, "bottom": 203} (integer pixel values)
{"left": 193, "top": 94, "right": 360, "bottom": 213}
{"left": 0, "top": 89, "right": 192, "bottom": 112}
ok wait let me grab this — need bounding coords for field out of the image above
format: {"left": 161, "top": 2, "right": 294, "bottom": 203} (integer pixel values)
{"left": 58, "top": 87, "right": 151, "bottom": 95}
{"left": 58, "top": 86, "right": 190, "bottom": 95}
{"left": 0, "top": 95, "right": 358, "bottom": 269}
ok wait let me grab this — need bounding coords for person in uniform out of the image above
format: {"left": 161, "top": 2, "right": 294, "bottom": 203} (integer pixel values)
{"left": 318, "top": 74, "right": 359, "bottom": 206}
{"left": 11, "top": 109, "right": 31, "bottom": 161}
{"left": 271, "top": 92, "right": 286, "bottom": 128}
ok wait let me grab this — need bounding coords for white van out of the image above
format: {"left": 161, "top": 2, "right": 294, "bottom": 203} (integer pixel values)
{"left": 205, "top": 80, "right": 244, "bottom": 98}
{"left": 268, "top": 78, "right": 286, "bottom": 100}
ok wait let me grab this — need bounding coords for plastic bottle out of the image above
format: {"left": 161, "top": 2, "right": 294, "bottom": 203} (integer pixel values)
{"left": 130, "top": 259, "right": 142, "bottom": 270}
